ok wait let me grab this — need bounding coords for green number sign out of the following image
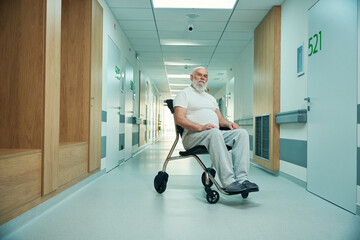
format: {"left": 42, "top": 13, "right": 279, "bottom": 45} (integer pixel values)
{"left": 308, "top": 31, "right": 322, "bottom": 57}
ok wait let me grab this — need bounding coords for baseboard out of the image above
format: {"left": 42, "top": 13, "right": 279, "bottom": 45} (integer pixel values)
{"left": 132, "top": 142, "right": 152, "bottom": 157}
{"left": 279, "top": 170, "right": 307, "bottom": 188}
{"left": 0, "top": 169, "right": 106, "bottom": 239}
{"left": 250, "top": 160, "right": 279, "bottom": 176}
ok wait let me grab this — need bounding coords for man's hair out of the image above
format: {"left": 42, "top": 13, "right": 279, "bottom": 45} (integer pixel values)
{"left": 191, "top": 66, "right": 207, "bottom": 76}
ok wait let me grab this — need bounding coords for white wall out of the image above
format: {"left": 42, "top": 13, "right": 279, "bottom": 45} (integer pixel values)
{"left": 280, "top": 0, "right": 319, "bottom": 141}
{"left": 98, "top": 0, "right": 160, "bottom": 168}
{"left": 230, "top": 40, "right": 254, "bottom": 121}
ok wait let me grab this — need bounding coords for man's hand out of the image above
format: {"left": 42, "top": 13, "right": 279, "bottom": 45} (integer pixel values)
{"left": 199, "top": 123, "right": 218, "bottom": 131}
{"left": 228, "top": 122, "right": 240, "bottom": 130}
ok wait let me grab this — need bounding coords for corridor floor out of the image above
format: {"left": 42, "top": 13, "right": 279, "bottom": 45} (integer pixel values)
{"left": 3, "top": 135, "right": 360, "bottom": 240}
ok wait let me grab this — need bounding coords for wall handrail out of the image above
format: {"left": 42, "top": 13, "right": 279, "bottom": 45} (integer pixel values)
{"left": 235, "top": 117, "right": 253, "bottom": 126}
{"left": 276, "top": 109, "right": 307, "bottom": 124}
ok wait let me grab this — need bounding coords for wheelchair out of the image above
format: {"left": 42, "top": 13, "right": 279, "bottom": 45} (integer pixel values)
{"left": 154, "top": 99, "right": 250, "bottom": 204}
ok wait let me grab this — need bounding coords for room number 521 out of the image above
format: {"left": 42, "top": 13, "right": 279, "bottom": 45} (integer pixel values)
{"left": 308, "top": 31, "right": 322, "bottom": 57}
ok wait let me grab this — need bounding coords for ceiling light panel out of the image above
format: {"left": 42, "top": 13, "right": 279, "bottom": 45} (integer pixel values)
{"left": 162, "top": 53, "right": 211, "bottom": 59}
{"left": 158, "top": 30, "right": 222, "bottom": 40}
{"left": 160, "top": 39, "right": 217, "bottom": 46}
{"left": 167, "top": 74, "right": 190, "bottom": 78}
{"left": 161, "top": 46, "right": 216, "bottom": 53}
{"left": 164, "top": 62, "right": 199, "bottom": 66}
{"left": 153, "top": 0, "right": 237, "bottom": 9}
{"left": 153, "top": 9, "right": 232, "bottom": 21}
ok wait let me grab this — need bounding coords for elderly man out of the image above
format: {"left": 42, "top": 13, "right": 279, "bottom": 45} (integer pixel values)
{"left": 173, "top": 67, "right": 258, "bottom": 193}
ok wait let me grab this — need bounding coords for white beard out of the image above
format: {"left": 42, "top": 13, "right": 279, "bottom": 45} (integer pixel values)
{"left": 192, "top": 79, "right": 207, "bottom": 92}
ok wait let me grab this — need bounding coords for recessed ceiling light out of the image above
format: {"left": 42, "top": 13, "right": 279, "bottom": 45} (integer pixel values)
{"left": 186, "top": 13, "right": 199, "bottom": 19}
{"left": 169, "top": 83, "right": 189, "bottom": 86}
{"left": 164, "top": 62, "right": 198, "bottom": 66}
{"left": 153, "top": 0, "right": 236, "bottom": 9}
{"left": 168, "top": 74, "right": 190, "bottom": 78}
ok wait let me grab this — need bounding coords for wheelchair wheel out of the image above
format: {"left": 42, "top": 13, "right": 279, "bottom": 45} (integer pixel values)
{"left": 201, "top": 168, "right": 216, "bottom": 187}
{"left": 154, "top": 171, "right": 169, "bottom": 194}
{"left": 206, "top": 190, "right": 219, "bottom": 204}
{"left": 241, "top": 191, "right": 249, "bottom": 199}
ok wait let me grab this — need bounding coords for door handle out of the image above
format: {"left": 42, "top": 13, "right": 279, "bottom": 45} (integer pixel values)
{"left": 304, "top": 97, "right": 310, "bottom": 111}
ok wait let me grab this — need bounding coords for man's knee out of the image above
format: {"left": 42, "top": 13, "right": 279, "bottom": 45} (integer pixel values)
{"left": 234, "top": 129, "right": 249, "bottom": 139}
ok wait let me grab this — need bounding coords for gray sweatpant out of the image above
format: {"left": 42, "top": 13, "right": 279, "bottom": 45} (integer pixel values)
{"left": 182, "top": 128, "right": 250, "bottom": 188}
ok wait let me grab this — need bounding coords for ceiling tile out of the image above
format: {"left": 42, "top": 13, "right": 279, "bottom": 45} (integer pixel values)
{"left": 226, "top": 21, "right": 259, "bottom": 31}
{"left": 106, "top": 0, "right": 151, "bottom": 8}
{"left": 111, "top": 8, "right": 154, "bottom": 20}
{"left": 215, "top": 45, "right": 247, "bottom": 53}
{"left": 132, "top": 45, "right": 161, "bottom": 52}
{"left": 231, "top": 9, "right": 269, "bottom": 22}
{"left": 118, "top": 20, "right": 156, "bottom": 31}
{"left": 235, "top": 0, "right": 284, "bottom": 10}
{"left": 156, "top": 21, "right": 227, "bottom": 31}
{"left": 217, "top": 39, "right": 249, "bottom": 47}
{"left": 158, "top": 30, "right": 222, "bottom": 40}
{"left": 125, "top": 30, "right": 159, "bottom": 39}
{"left": 221, "top": 31, "right": 253, "bottom": 40}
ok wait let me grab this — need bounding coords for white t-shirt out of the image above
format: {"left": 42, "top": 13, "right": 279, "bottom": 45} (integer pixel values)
{"left": 173, "top": 86, "right": 219, "bottom": 132}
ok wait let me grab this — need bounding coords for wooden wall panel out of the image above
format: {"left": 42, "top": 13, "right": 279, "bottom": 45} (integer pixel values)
{"left": 0, "top": 151, "right": 42, "bottom": 216}
{"left": 58, "top": 143, "right": 88, "bottom": 187}
{"left": 89, "top": 0, "right": 103, "bottom": 172}
{"left": 0, "top": 0, "right": 44, "bottom": 149}
{"left": 43, "top": 0, "right": 62, "bottom": 195}
{"left": 60, "top": 0, "right": 91, "bottom": 143}
{"left": 253, "top": 6, "right": 281, "bottom": 171}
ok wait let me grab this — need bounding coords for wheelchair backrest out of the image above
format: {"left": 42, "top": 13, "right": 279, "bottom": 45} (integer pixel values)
{"left": 165, "top": 99, "right": 185, "bottom": 137}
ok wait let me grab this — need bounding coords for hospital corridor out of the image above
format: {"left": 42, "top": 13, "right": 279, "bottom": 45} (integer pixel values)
{"left": 1, "top": 0, "right": 360, "bottom": 239}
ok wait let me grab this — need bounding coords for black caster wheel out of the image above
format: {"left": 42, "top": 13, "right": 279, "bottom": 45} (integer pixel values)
{"left": 201, "top": 168, "right": 216, "bottom": 187}
{"left": 241, "top": 191, "right": 249, "bottom": 199}
{"left": 206, "top": 190, "right": 219, "bottom": 204}
{"left": 154, "top": 171, "right": 169, "bottom": 194}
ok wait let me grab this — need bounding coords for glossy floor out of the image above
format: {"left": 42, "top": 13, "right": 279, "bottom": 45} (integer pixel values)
{"left": 3, "top": 136, "right": 360, "bottom": 240}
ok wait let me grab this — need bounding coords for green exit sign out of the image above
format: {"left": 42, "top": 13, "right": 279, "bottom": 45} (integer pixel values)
{"left": 308, "top": 31, "right": 322, "bottom": 57}
{"left": 115, "top": 66, "right": 121, "bottom": 80}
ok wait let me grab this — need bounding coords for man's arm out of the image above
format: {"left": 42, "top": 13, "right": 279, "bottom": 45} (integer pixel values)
{"left": 215, "top": 109, "right": 239, "bottom": 130}
{"left": 174, "top": 106, "right": 217, "bottom": 132}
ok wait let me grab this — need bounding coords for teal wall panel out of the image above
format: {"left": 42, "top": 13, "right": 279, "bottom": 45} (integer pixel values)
{"left": 101, "top": 136, "right": 106, "bottom": 158}
{"left": 102, "top": 111, "right": 107, "bottom": 122}
{"left": 358, "top": 147, "right": 360, "bottom": 185}
{"left": 132, "top": 132, "right": 139, "bottom": 146}
{"left": 119, "top": 134, "right": 125, "bottom": 150}
{"left": 249, "top": 135, "right": 253, "bottom": 151}
{"left": 280, "top": 138, "right": 307, "bottom": 168}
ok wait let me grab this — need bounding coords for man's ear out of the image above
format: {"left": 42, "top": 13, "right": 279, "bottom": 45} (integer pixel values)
{"left": 190, "top": 74, "right": 193, "bottom": 80}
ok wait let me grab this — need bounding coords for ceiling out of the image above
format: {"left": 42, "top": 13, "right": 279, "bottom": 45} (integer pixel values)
{"left": 106, "top": 0, "right": 284, "bottom": 98}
